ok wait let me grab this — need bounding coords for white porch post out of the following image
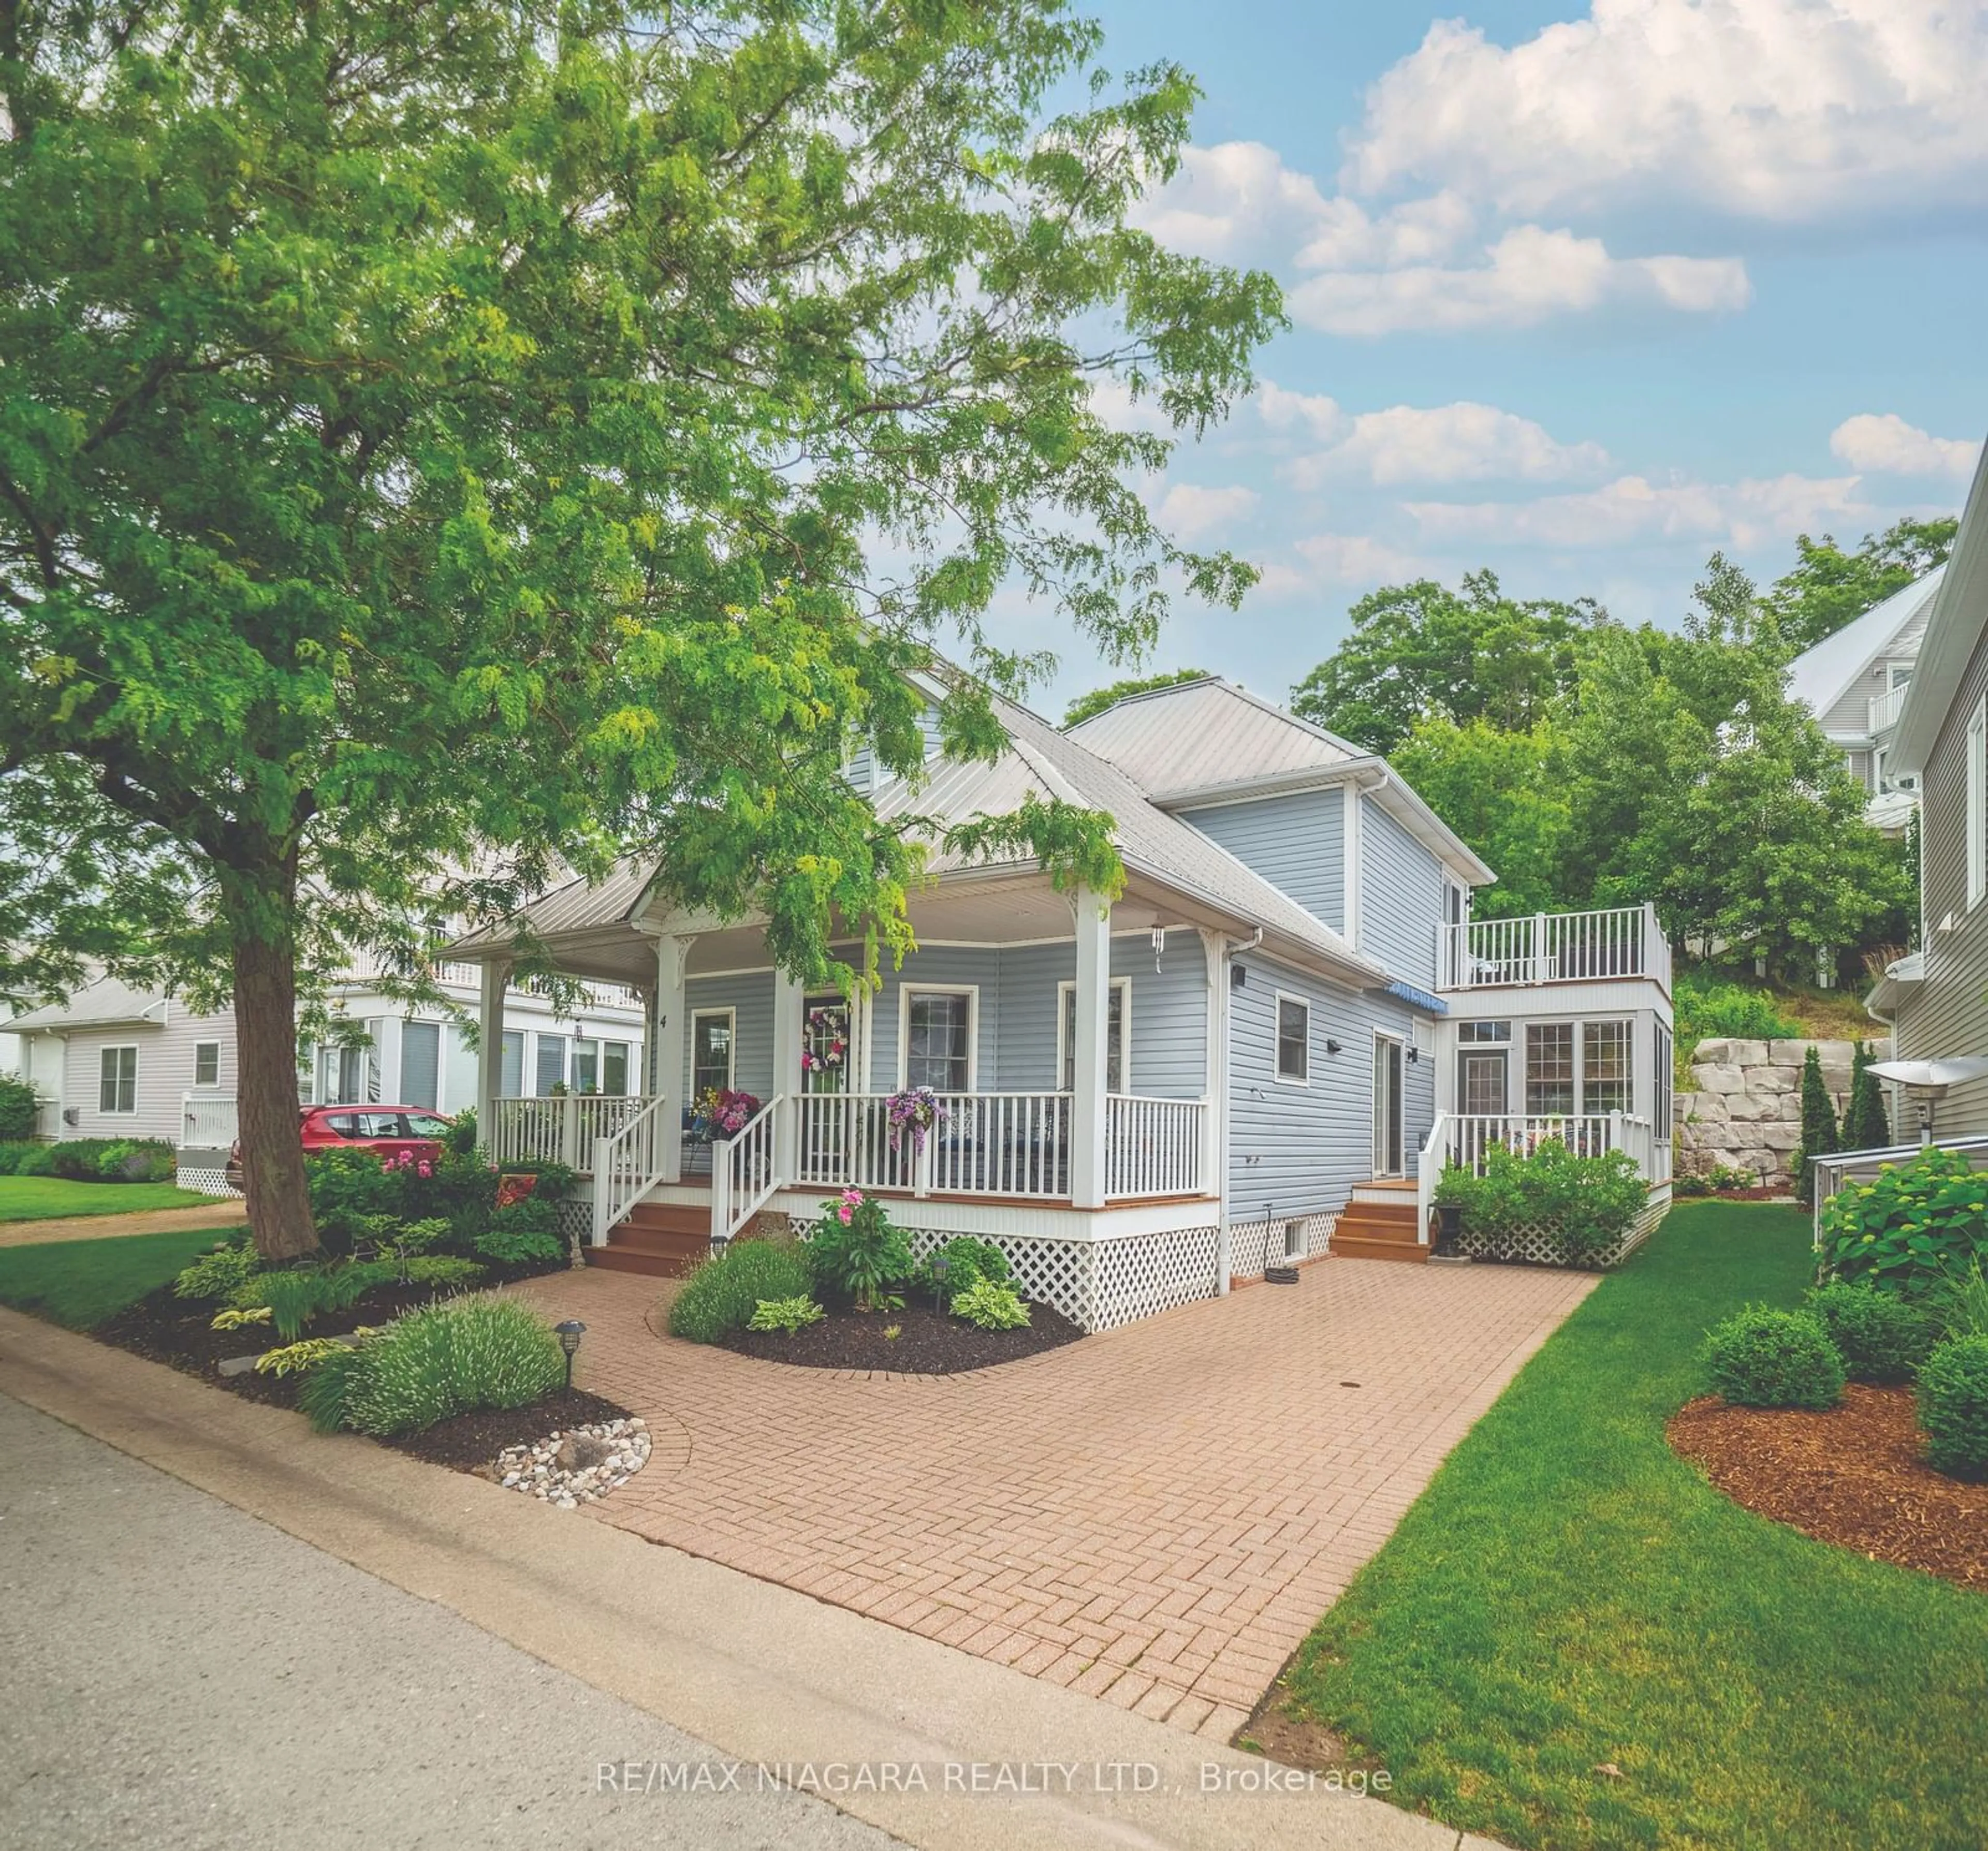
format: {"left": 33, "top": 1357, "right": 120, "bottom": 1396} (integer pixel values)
{"left": 652, "top": 935, "right": 691, "bottom": 1184}
{"left": 1200, "top": 928, "right": 1231, "bottom": 1294}
{"left": 475, "top": 959, "right": 510, "bottom": 1159}
{"left": 771, "top": 971, "right": 804, "bottom": 1179}
{"left": 1071, "top": 887, "right": 1112, "bottom": 1209}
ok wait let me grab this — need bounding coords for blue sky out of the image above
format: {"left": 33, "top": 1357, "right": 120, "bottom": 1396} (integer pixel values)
{"left": 1024, "top": 0, "right": 1988, "bottom": 714}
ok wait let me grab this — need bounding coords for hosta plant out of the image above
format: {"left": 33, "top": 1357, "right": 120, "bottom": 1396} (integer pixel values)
{"left": 746, "top": 1296, "right": 826, "bottom": 1336}
{"left": 952, "top": 1277, "right": 1031, "bottom": 1331}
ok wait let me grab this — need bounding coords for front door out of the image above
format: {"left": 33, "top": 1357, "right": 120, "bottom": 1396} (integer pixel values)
{"left": 1458, "top": 1049, "right": 1508, "bottom": 1117}
{"left": 1372, "top": 1035, "right": 1405, "bottom": 1177}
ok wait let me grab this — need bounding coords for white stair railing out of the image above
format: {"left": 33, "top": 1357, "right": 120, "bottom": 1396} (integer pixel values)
{"left": 590, "top": 1096, "right": 671, "bottom": 1247}
{"left": 1414, "top": 1111, "right": 1450, "bottom": 1247}
{"left": 711, "top": 1095, "right": 784, "bottom": 1244}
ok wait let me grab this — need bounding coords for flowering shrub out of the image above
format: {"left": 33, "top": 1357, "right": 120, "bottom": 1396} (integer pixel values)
{"left": 807, "top": 1188, "right": 912, "bottom": 1311}
{"left": 692, "top": 1087, "right": 762, "bottom": 1139}
{"left": 1819, "top": 1148, "right": 1988, "bottom": 1297}
{"left": 885, "top": 1086, "right": 943, "bottom": 1152}
{"left": 1434, "top": 1138, "right": 1646, "bottom": 1266}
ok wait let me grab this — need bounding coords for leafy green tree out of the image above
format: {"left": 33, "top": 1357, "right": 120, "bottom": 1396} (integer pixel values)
{"left": 1763, "top": 516, "right": 1959, "bottom": 654}
{"left": 0, "top": 1, "right": 1279, "bottom": 1257}
{"left": 1289, "top": 569, "right": 1603, "bottom": 756}
{"left": 1794, "top": 1045, "right": 1840, "bottom": 1207}
{"left": 1843, "top": 1042, "right": 1894, "bottom": 1152}
{"left": 1063, "top": 667, "right": 1209, "bottom": 729}
{"left": 1388, "top": 718, "right": 1569, "bottom": 918}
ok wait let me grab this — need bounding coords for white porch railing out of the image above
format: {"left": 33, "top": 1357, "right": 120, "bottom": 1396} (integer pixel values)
{"left": 792, "top": 1089, "right": 1209, "bottom": 1201}
{"left": 1439, "top": 904, "right": 1670, "bottom": 995}
{"left": 712, "top": 1096, "right": 784, "bottom": 1242}
{"left": 1105, "top": 1095, "right": 1208, "bottom": 1199}
{"left": 490, "top": 1094, "right": 646, "bottom": 1170}
{"left": 1415, "top": 1110, "right": 1664, "bottom": 1244}
{"left": 182, "top": 1091, "right": 239, "bottom": 1148}
{"left": 591, "top": 1095, "right": 673, "bottom": 1246}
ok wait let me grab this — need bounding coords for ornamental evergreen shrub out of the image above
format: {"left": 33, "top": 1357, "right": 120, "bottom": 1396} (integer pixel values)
{"left": 1807, "top": 1280, "right": 1937, "bottom": 1385}
{"left": 0, "top": 1071, "right": 38, "bottom": 1141}
{"left": 668, "top": 1238, "right": 813, "bottom": 1343}
{"left": 1793, "top": 1046, "right": 1840, "bottom": 1207}
{"left": 1700, "top": 1305, "right": 1845, "bottom": 1409}
{"left": 1917, "top": 1334, "right": 1988, "bottom": 1480}
{"left": 1841, "top": 1042, "right": 1894, "bottom": 1152}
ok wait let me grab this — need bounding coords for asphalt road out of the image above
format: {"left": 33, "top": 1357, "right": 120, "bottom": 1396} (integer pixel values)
{"left": 0, "top": 1393, "right": 899, "bottom": 1851}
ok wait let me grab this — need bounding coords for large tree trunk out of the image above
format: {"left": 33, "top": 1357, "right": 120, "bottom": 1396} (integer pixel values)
{"left": 225, "top": 858, "right": 319, "bottom": 1261}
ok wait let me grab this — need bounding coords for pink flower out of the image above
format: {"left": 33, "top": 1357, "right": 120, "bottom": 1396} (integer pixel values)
{"left": 837, "top": 1205, "right": 853, "bottom": 1224}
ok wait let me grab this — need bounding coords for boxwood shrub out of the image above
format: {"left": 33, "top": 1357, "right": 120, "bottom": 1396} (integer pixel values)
{"left": 1700, "top": 1305, "right": 1845, "bottom": 1409}
{"left": 668, "top": 1238, "right": 813, "bottom": 1343}
{"left": 1806, "top": 1280, "right": 1938, "bottom": 1385}
{"left": 1917, "top": 1334, "right": 1988, "bottom": 1480}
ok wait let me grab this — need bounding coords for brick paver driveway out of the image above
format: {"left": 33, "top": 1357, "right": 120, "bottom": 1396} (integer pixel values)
{"left": 516, "top": 1258, "right": 1593, "bottom": 1743}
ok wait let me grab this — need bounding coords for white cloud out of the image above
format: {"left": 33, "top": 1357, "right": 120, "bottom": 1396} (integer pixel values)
{"left": 1130, "top": 141, "right": 1336, "bottom": 265}
{"left": 1292, "top": 533, "right": 1429, "bottom": 582}
{"left": 1288, "top": 224, "right": 1750, "bottom": 337}
{"left": 1406, "top": 472, "right": 1870, "bottom": 550}
{"left": 1265, "top": 395, "right": 1609, "bottom": 488}
{"left": 1154, "top": 482, "right": 1259, "bottom": 543}
{"left": 1830, "top": 413, "right": 1979, "bottom": 477}
{"left": 1088, "top": 376, "right": 1174, "bottom": 434}
{"left": 1347, "top": 1, "right": 1988, "bottom": 225}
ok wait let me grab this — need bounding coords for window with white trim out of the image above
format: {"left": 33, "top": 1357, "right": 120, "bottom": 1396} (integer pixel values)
{"left": 1058, "top": 978, "right": 1128, "bottom": 1093}
{"left": 1526, "top": 1022, "right": 1575, "bottom": 1115}
{"left": 571, "top": 1037, "right": 600, "bottom": 1094}
{"left": 1275, "top": 995, "right": 1310, "bottom": 1083}
{"left": 534, "top": 1034, "right": 567, "bottom": 1095}
{"left": 691, "top": 1011, "right": 735, "bottom": 1097}
{"left": 193, "top": 1041, "right": 221, "bottom": 1088}
{"left": 602, "top": 1041, "right": 631, "bottom": 1096}
{"left": 99, "top": 1045, "right": 138, "bottom": 1114}
{"left": 903, "top": 989, "right": 973, "bottom": 1092}
{"left": 1970, "top": 697, "right": 1986, "bottom": 908}
{"left": 1582, "top": 1018, "right": 1633, "bottom": 1114}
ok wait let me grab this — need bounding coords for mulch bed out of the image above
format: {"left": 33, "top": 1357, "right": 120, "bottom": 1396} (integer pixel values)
{"left": 1670, "top": 1385, "right": 1988, "bottom": 1590}
{"left": 381, "top": 1388, "right": 634, "bottom": 1473}
{"left": 714, "top": 1295, "right": 1083, "bottom": 1374}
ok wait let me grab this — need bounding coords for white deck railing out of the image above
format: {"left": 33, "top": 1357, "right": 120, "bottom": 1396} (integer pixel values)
{"left": 490, "top": 1094, "right": 645, "bottom": 1170}
{"left": 712, "top": 1096, "right": 783, "bottom": 1242}
{"left": 182, "top": 1091, "right": 239, "bottom": 1148}
{"left": 1415, "top": 1110, "right": 1666, "bottom": 1244}
{"left": 1105, "top": 1095, "right": 1208, "bottom": 1199}
{"left": 1440, "top": 904, "right": 1670, "bottom": 996}
{"left": 1869, "top": 682, "right": 1909, "bottom": 736}
{"left": 591, "top": 1095, "right": 672, "bottom": 1246}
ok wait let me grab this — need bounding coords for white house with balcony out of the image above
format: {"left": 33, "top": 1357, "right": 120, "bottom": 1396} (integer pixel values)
{"left": 453, "top": 677, "right": 1674, "bottom": 1331}
{"left": 1787, "top": 566, "right": 1945, "bottom": 839}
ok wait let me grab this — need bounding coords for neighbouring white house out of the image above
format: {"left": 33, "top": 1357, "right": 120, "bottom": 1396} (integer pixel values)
{"left": 1786, "top": 565, "right": 1945, "bottom": 839}
{"left": 1, "top": 960, "right": 645, "bottom": 1194}
{"left": 448, "top": 675, "right": 1675, "bottom": 1331}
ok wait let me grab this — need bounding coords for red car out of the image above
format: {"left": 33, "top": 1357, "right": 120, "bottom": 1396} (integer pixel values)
{"left": 225, "top": 1105, "right": 454, "bottom": 1192}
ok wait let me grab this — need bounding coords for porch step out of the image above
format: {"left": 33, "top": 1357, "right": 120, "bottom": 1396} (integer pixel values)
{"left": 1331, "top": 1189, "right": 1429, "bottom": 1264}
{"left": 1347, "top": 1179, "right": 1418, "bottom": 1207}
{"left": 583, "top": 1200, "right": 711, "bottom": 1279}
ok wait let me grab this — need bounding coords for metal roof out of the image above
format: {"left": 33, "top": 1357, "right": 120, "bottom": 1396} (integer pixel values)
{"left": 1784, "top": 564, "right": 1943, "bottom": 723}
{"left": 1066, "top": 676, "right": 1359, "bottom": 796}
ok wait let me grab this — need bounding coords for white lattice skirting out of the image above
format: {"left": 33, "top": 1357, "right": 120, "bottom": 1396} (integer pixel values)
{"left": 173, "top": 1166, "right": 242, "bottom": 1199}
{"left": 1226, "top": 1212, "right": 1336, "bottom": 1281}
{"left": 872, "top": 1221, "right": 1224, "bottom": 1333}
{"left": 1454, "top": 1185, "right": 1671, "bottom": 1270}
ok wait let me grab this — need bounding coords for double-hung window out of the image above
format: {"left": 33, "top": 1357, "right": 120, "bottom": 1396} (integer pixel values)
{"left": 602, "top": 1041, "right": 631, "bottom": 1096}
{"left": 99, "top": 1046, "right": 138, "bottom": 1115}
{"left": 1275, "top": 995, "right": 1310, "bottom": 1084}
{"left": 193, "top": 1041, "right": 221, "bottom": 1088}
{"left": 691, "top": 1011, "right": 735, "bottom": 1098}
{"left": 1581, "top": 1019, "right": 1632, "bottom": 1114}
{"left": 904, "top": 990, "right": 972, "bottom": 1093}
{"left": 1058, "top": 980, "right": 1128, "bottom": 1093}
{"left": 1525, "top": 1022, "right": 1575, "bottom": 1115}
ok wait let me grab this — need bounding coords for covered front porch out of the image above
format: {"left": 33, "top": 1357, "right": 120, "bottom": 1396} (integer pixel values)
{"left": 461, "top": 868, "right": 1227, "bottom": 1270}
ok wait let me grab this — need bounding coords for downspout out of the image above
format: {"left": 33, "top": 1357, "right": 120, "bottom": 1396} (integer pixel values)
{"left": 1214, "top": 926, "right": 1263, "bottom": 1295}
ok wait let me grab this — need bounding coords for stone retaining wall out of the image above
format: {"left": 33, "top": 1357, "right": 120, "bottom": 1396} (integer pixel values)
{"left": 1675, "top": 1037, "right": 1885, "bottom": 1190}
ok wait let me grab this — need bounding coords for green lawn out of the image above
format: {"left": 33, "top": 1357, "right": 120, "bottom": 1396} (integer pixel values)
{"left": 0, "top": 1176, "right": 211, "bottom": 1222}
{"left": 0, "top": 1225, "right": 233, "bottom": 1329}
{"left": 1278, "top": 1200, "right": 1988, "bottom": 1851}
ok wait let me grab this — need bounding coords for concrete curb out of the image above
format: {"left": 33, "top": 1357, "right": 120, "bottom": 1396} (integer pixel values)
{"left": 0, "top": 1305, "right": 1483, "bottom": 1851}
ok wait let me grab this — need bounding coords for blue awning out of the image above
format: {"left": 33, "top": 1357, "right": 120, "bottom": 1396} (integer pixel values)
{"left": 1383, "top": 979, "right": 1448, "bottom": 1016}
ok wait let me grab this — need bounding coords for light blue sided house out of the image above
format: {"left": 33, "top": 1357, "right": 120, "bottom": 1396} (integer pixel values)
{"left": 455, "top": 678, "right": 1674, "bottom": 1330}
